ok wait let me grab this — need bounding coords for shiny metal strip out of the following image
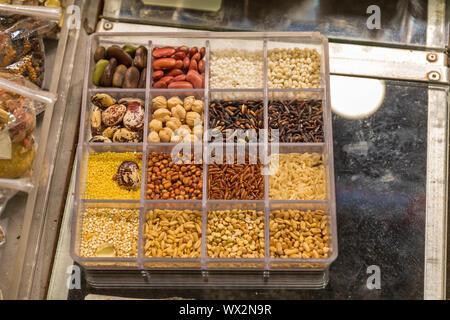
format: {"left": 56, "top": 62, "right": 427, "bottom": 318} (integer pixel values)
{"left": 424, "top": 87, "right": 448, "bottom": 300}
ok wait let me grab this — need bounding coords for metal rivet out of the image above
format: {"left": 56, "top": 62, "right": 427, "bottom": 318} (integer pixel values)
{"left": 427, "top": 71, "right": 441, "bottom": 81}
{"left": 427, "top": 53, "right": 438, "bottom": 63}
{"left": 103, "top": 22, "right": 113, "bottom": 31}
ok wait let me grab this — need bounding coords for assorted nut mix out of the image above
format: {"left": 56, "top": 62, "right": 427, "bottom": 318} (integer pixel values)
{"left": 146, "top": 152, "right": 203, "bottom": 200}
{"left": 145, "top": 209, "right": 202, "bottom": 258}
{"left": 93, "top": 44, "right": 147, "bottom": 88}
{"left": 209, "top": 100, "right": 264, "bottom": 142}
{"left": 85, "top": 152, "right": 142, "bottom": 200}
{"left": 208, "top": 155, "right": 264, "bottom": 200}
{"left": 90, "top": 93, "right": 144, "bottom": 143}
{"left": 80, "top": 208, "right": 139, "bottom": 258}
{"left": 149, "top": 95, "right": 204, "bottom": 143}
{"left": 268, "top": 48, "right": 321, "bottom": 88}
{"left": 152, "top": 46, "right": 205, "bottom": 89}
{"left": 207, "top": 209, "right": 265, "bottom": 258}
{"left": 269, "top": 99, "right": 324, "bottom": 143}
{"left": 270, "top": 209, "right": 329, "bottom": 258}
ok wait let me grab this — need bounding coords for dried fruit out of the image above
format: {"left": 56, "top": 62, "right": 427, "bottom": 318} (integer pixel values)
{"left": 153, "top": 108, "right": 171, "bottom": 123}
{"left": 158, "top": 127, "right": 173, "bottom": 142}
{"left": 167, "top": 96, "right": 183, "bottom": 109}
{"left": 186, "top": 111, "right": 201, "bottom": 127}
{"left": 148, "top": 131, "right": 160, "bottom": 143}
{"left": 149, "top": 119, "right": 163, "bottom": 132}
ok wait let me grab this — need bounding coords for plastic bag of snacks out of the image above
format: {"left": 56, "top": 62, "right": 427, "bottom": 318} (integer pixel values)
{"left": 0, "top": 74, "right": 55, "bottom": 186}
{"left": 0, "top": 78, "right": 36, "bottom": 179}
{"left": 0, "top": 3, "right": 60, "bottom": 87}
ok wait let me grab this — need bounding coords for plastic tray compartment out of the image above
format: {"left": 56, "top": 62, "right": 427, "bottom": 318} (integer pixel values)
{"left": 72, "top": 32, "right": 336, "bottom": 289}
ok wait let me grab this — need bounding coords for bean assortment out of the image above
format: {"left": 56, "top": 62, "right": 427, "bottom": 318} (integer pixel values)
{"left": 145, "top": 209, "right": 202, "bottom": 258}
{"left": 269, "top": 100, "right": 323, "bottom": 143}
{"left": 93, "top": 44, "right": 147, "bottom": 88}
{"left": 90, "top": 93, "right": 144, "bottom": 143}
{"left": 270, "top": 209, "right": 329, "bottom": 258}
{"left": 207, "top": 209, "right": 265, "bottom": 258}
{"left": 146, "top": 152, "right": 203, "bottom": 200}
{"left": 208, "top": 155, "right": 264, "bottom": 200}
{"left": 209, "top": 100, "right": 264, "bottom": 142}
{"left": 152, "top": 46, "right": 206, "bottom": 89}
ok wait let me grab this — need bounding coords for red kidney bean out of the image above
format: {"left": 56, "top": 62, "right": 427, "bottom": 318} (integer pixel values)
{"left": 172, "top": 51, "right": 186, "bottom": 60}
{"left": 166, "top": 69, "right": 183, "bottom": 77}
{"left": 198, "top": 60, "right": 205, "bottom": 73}
{"left": 153, "top": 80, "right": 168, "bottom": 88}
{"left": 183, "top": 57, "right": 190, "bottom": 70}
{"left": 152, "top": 47, "right": 176, "bottom": 59}
{"left": 168, "top": 81, "right": 193, "bottom": 89}
{"left": 174, "top": 60, "right": 183, "bottom": 69}
{"left": 189, "top": 59, "right": 198, "bottom": 72}
{"left": 187, "top": 70, "right": 202, "bottom": 89}
{"left": 189, "top": 47, "right": 198, "bottom": 58}
{"left": 172, "top": 74, "right": 186, "bottom": 82}
{"left": 152, "top": 70, "right": 164, "bottom": 80}
{"left": 191, "top": 52, "right": 201, "bottom": 62}
{"left": 200, "top": 47, "right": 206, "bottom": 59}
{"left": 160, "top": 76, "right": 174, "bottom": 85}
{"left": 152, "top": 58, "right": 176, "bottom": 70}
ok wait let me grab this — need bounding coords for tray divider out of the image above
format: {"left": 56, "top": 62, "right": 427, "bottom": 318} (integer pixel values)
{"left": 138, "top": 40, "right": 153, "bottom": 270}
{"left": 263, "top": 39, "right": 270, "bottom": 271}
{"left": 201, "top": 40, "right": 211, "bottom": 272}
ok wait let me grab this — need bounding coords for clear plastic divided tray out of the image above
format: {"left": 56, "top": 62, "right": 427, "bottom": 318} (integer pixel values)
{"left": 71, "top": 32, "right": 337, "bottom": 289}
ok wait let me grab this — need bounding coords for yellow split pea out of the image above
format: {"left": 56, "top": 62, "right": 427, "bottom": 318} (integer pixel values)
{"left": 85, "top": 152, "right": 142, "bottom": 200}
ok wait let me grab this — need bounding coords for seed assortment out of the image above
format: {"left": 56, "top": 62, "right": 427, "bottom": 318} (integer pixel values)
{"left": 85, "top": 152, "right": 142, "bottom": 200}
{"left": 77, "top": 35, "right": 334, "bottom": 267}
{"left": 152, "top": 46, "right": 206, "bottom": 89}
{"left": 145, "top": 209, "right": 202, "bottom": 258}
{"left": 209, "top": 100, "right": 264, "bottom": 142}
{"left": 208, "top": 156, "right": 264, "bottom": 200}
{"left": 90, "top": 93, "right": 144, "bottom": 143}
{"left": 80, "top": 208, "right": 139, "bottom": 258}
{"left": 146, "top": 152, "right": 203, "bottom": 200}
{"left": 210, "top": 49, "right": 263, "bottom": 88}
{"left": 269, "top": 99, "right": 323, "bottom": 143}
{"left": 268, "top": 48, "right": 321, "bottom": 88}
{"left": 93, "top": 44, "right": 147, "bottom": 88}
{"left": 149, "top": 96, "right": 204, "bottom": 143}
{"left": 207, "top": 210, "right": 265, "bottom": 258}
{"left": 270, "top": 210, "right": 329, "bottom": 259}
